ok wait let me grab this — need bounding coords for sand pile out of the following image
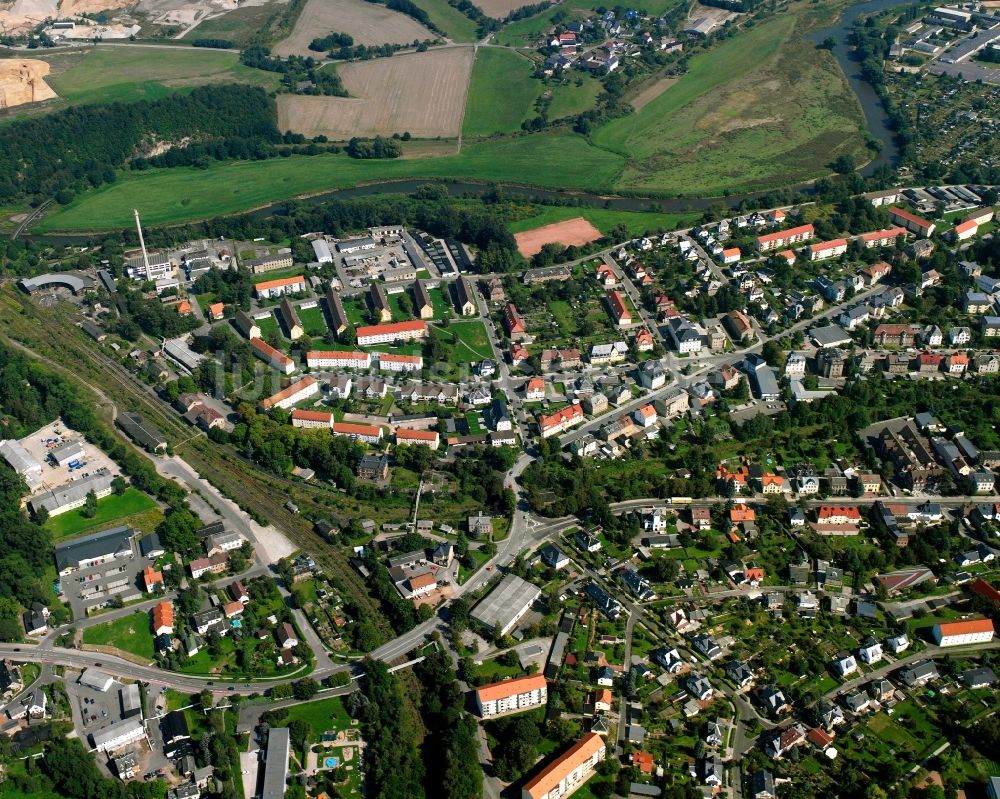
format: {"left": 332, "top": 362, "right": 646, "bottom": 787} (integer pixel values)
{"left": 0, "top": 59, "right": 57, "bottom": 109}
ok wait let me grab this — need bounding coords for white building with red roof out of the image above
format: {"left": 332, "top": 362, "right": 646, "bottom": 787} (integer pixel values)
{"left": 538, "top": 403, "right": 584, "bottom": 438}
{"left": 474, "top": 674, "right": 548, "bottom": 718}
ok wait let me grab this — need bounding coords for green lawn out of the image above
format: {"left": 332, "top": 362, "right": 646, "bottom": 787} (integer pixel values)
{"left": 591, "top": 11, "right": 869, "bottom": 196}
{"left": 82, "top": 611, "right": 156, "bottom": 657}
{"left": 46, "top": 488, "right": 160, "bottom": 540}
{"left": 298, "top": 305, "right": 329, "bottom": 336}
{"left": 255, "top": 315, "right": 282, "bottom": 342}
{"left": 37, "top": 134, "right": 625, "bottom": 231}
{"left": 411, "top": 0, "right": 480, "bottom": 41}
{"left": 36, "top": 46, "right": 280, "bottom": 109}
{"left": 547, "top": 76, "right": 603, "bottom": 120}
{"left": 437, "top": 320, "right": 493, "bottom": 361}
{"left": 463, "top": 48, "right": 541, "bottom": 137}
{"left": 427, "top": 286, "right": 452, "bottom": 319}
{"left": 457, "top": 546, "right": 491, "bottom": 583}
{"left": 389, "top": 291, "right": 416, "bottom": 322}
{"left": 507, "top": 205, "right": 700, "bottom": 237}
{"left": 283, "top": 695, "right": 353, "bottom": 741}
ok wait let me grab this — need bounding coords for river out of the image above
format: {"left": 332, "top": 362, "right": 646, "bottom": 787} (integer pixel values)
{"left": 807, "top": 0, "right": 915, "bottom": 175}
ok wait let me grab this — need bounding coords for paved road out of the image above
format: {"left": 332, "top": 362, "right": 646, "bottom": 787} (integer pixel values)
{"left": 608, "top": 494, "right": 1000, "bottom": 513}
{"left": 820, "top": 639, "right": 1000, "bottom": 702}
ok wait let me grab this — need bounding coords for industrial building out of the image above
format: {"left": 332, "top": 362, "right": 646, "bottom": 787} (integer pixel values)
{"left": 471, "top": 574, "right": 541, "bottom": 636}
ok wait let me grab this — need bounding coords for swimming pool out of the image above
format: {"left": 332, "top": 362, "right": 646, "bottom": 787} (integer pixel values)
{"left": 324, "top": 757, "right": 340, "bottom": 769}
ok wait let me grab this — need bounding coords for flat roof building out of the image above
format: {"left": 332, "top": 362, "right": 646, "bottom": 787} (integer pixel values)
{"left": 471, "top": 574, "right": 541, "bottom": 636}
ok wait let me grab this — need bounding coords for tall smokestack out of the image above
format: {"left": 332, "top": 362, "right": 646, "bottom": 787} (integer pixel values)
{"left": 134, "top": 208, "right": 151, "bottom": 280}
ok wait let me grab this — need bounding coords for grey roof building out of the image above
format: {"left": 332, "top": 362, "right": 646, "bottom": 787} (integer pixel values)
{"left": 140, "top": 533, "right": 165, "bottom": 558}
{"left": 54, "top": 524, "right": 134, "bottom": 574}
{"left": 117, "top": 413, "right": 167, "bottom": 453}
{"left": 471, "top": 574, "right": 541, "bottom": 636}
{"left": 262, "top": 727, "right": 290, "bottom": 799}
{"left": 119, "top": 683, "right": 142, "bottom": 718}
{"left": 29, "top": 471, "right": 116, "bottom": 518}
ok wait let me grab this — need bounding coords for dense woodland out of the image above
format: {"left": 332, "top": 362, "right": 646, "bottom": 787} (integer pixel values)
{"left": 0, "top": 85, "right": 280, "bottom": 205}
{"left": 350, "top": 659, "right": 426, "bottom": 799}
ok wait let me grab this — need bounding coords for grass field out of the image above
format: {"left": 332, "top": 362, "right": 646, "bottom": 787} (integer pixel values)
{"left": 37, "top": 134, "right": 625, "bottom": 231}
{"left": 438, "top": 320, "right": 493, "bottom": 361}
{"left": 283, "top": 695, "right": 353, "bottom": 740}
{"left": 463, "top": 48, "right": 541, "bottom": 137}
{"left": 183, "top": 2, "right": 283, "bottom": 46}
{"left": 591, "top": 11, "right": 868, "bottom": 195}
{"left": 82, "top": 611, "right": 155, "bottom": 657}
{"left": 547, "top": 76, "right": 603, "bottom": 119}
{"left": 46, "top": 488, "right": 160, "bottom": 540}
{"left": 411, "top": 0, "right": 480, "bottom": 41}
{"left": 298, "top": 305, "right": 329, "bottom": 336}
{"left": 507, "top": 206, "right": 699, "bottom": 237}
{"left": 31, "top": 47, "right": 280, "bottom": 110}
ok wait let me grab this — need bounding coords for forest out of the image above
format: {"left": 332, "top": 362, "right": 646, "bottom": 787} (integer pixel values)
{"left": 0, "top": 85, "right": 280, "bottom": 205}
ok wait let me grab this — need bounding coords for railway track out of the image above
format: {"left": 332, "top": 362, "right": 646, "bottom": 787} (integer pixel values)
{"left": 0, "top": 290, "right": 398, "bottom": 644}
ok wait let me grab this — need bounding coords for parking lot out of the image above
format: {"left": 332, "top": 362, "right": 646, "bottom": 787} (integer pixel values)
{"left": 66, "top": 671, "right": 175, "bottom": 781}
{"left": 17, "top": 419, "right": 120, "bottom": 495}
{"left": 65, "top": 539, "right": 152, "bottom": 618}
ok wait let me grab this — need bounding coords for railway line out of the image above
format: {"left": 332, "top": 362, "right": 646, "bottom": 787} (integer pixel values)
{"left": 0, "top": 289, "right": 400, "bottom": 646}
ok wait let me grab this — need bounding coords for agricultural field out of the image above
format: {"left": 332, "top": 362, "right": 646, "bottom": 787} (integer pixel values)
{"left": 45, "top": 488, "right": 162, "bottom": 541}
{"left": 277, "top": 47, "right": 474, "bottom": 139}
{"left": 514, "top": 216, "right": 602, "bottom": 257}
{"left": 37, "top": 132, "right": 625, "bottom": 231}
{"left": 462, "top": 47, "right": 540, "bottom": 137}
{"left": 476, "top": 0, "right": 536, "bottom": 16}
{"left": 1, "top": 47, "right": 280, "bottom": 115}
{"left": 592, "top": 12, "right": 869, "bottom": 196}
{"left": 273, "top": 0, "right": 435, "bottom": 54}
